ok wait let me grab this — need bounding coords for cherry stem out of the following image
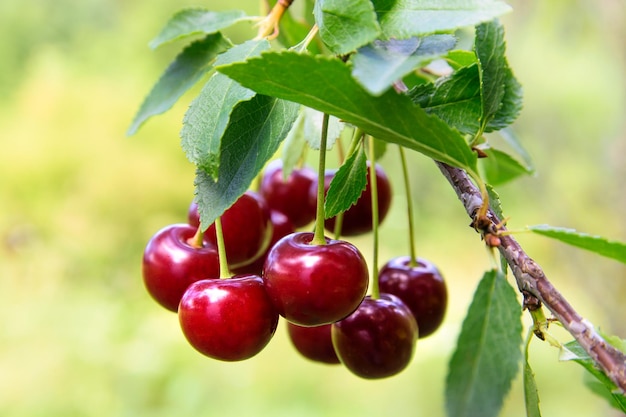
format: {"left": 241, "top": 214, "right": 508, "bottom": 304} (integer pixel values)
{"left": 291, "top": 24, "right": 319, "bottom": 53}
{"left": 398, "top": 146, "right": 418, "bottom": 267}
{"left": 332, "top": 212, "right": 344, "bottom": 240}
{"left": 312, "top": 113, "right": 330, "bottom": 245}
{"left": 214, "top": 217, "right": 231, "bottom": 279}
{"left": 369, "top": 136, "right": 380, "bottom": 299}
{"left": 188, "top": 226, "right": 205, "bottom": 249}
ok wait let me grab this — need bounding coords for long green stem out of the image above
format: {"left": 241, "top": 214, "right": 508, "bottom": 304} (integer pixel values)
{"left": 312, "top": 113, "right": 330, "bottom": 245}
{"left": 369, "top": 136, "right": 380, "bottom": 299}
{"left": 214, "top": 217, "right": 231, "bottom": 278}
{"left": 346, "top": 128, "right": 364, "bottom": 157}
{"left": 398, "top": 146, "right": 418, "bottom": 267}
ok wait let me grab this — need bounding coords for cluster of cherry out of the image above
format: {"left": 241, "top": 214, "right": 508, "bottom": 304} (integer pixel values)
{"left": 142, "top": 159, "right": 447, "bottom": 379}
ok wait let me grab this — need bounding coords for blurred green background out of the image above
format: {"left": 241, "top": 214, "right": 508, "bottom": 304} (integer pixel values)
{"left": 1, "top": 0, "right": 625, "bottom": 416}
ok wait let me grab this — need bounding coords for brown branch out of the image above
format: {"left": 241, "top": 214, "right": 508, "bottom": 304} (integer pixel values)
{"left": 436, "top": 161, "right": 626, "bottom": 393}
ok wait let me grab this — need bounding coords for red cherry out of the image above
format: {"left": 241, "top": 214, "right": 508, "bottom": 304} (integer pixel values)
{"left": 187, "top": 201, "right": 200, "bottom": 228}
{"left": 262, "top": 232, "right": 369, "bottom": 326}
{"left": 310, "top": 163, "right": 392, "bottom": 236}
{"left": 260, "top": 159, "right": 317, "bottom": 228}
{"left": 286, "top": 322, "right": 340, "bottom": 364}
{"left": 332, "top": 294, "right": 418, "bottom": 379}
{"left": 178, "top": 276, "right": 279, "bottom": 361}
{"left": 142, "top": 224, "right": 219, "bottom": 312}
{"left": 378, "top": 256, "right": 448, "bottom": 338}
{"left": 188, "top": 191, "right": 273, "bottom": 268}
{"left": 231, "top": 210, "right": 295, "bottom": 275}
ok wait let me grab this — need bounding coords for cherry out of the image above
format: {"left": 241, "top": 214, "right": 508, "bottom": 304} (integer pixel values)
{"left": 188, "top": 191, "right": 273, "bottom": 268}
{"left": 178, "top": 275, "right": 279, "bottom": 361}
{"left": 286, "top": 322, "right": 340, "bottom": 364}
{"left": 142, "top": 224, "right": 220, "bottom": 312}
{"left": 187, "top": 201, "right": 201, "bottom": 228}
{"left": 310, "top": 162, "right": 392, "bottom": 236}
{"left": 331, "top": 294, "right": 418, "bottom": 379}
{"left": 260, "top": 159, "right": 317, "bottom": 228}
{"left": 231, "top": 210, "right": 295, "bottom": 275}
{"left": 378, "top": 256, "right": 448, "bottom": 338}
{"left": 262, "top": 232, "right": 369, "bottom": 326}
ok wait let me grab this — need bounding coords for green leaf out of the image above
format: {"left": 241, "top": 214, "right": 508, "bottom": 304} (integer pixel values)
{"left": 560, "top": 340, "right": 626, "bottom": 412}
{"left": 194, "top": 95, "right": 300, "bottom": 229}
{"left": 180, "top": 40, "right": 270, "bottom": 179}
{"left": 486, "top": 66, "right": 523, "bottom": 132}
{"left": 524, "top": 334, "right": 542, "bottom": 417}
{"left": 481, "top": 148, "right": 532, "bottom": 185}
{"left": 149, "top": 8, "right": 250, "bottom": 49}
{"left": 313, "top": 0, "right": 381, "bottom": 55}
{"left": 486, "top": 184, "right": 504, "bottom": 220}
{"left": 496, "top": 127, "right": 534, "bottom": 173}
{"left": 475, "top": 19, "right": 523, "bottom": 133}
{"left": 217, "top": 52, "right": 478, "bottom": 174}
{"left": 524, "top": 360, "right": 542, "bottom": 417}
{"left": 475, "top": 19, "right": 507, "bottom": 130}
{"left": 281, "top": 110, "right": 307, "bottom": 179}
{"left": 351, "top": 35, "right": 457, "bottom": 95}
{"left": 303, "top": 107, "right": 344, "bottom": 150}
{"left": 486, "top": 184, "right": 508, "bottom": 272}
{"left": 127, "top": 33, "right": 231, "bottom": 136}
{"left": 446, "top": 50, "right": 478, "bottom": 69}
{"left": 445, "top": 269, "right": 523, "bottom": 417}
{"left": 373, "top": 0, "right": 512, "bottom": 39}
{"left": 528, "top": 225, "right": 626, "bottom": 264}
{"left": 180, "top": 73, "right": 255, "bottom": 178}
{"left": 214, "top": 39, "right": 270, "bottom": 67}
{"left": 408, "top": 63, "right": 482, "bottom": 135}
{"left": 325, "top": 144, "right": 368, "bottom": 218}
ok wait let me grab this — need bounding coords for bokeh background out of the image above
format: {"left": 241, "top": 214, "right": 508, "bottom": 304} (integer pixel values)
{"left": 1, "top": 0, "right": 625, "bottom": 416}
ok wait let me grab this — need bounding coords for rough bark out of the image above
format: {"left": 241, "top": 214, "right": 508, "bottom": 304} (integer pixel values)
{"left": 437, "top": 161, "right": 626, "bottom": 393}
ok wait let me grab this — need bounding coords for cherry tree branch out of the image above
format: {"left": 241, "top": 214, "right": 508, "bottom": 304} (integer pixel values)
{"left": 436, "top": 161, "right": 626, "bottom": 393}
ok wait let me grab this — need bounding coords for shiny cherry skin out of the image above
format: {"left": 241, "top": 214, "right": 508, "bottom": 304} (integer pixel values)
{"left": 262, "top": 232, "right": 369, "bottom": 326}
{"left": 260, "top": 159, "right": 317, "bottom": 228}
{"left": 231, "top": 210, "right": 295, "bottom": 275}
{"left": 142, "top": 224, "right": 219, "bottom": 312}
{"left": 188, "top": 191, "right": 273, "bottom": 268}
{"left": 287, "top": 322, "right": 340, "bottom": 364}
{"left": 378, "top": 256, "right": 447, "bottom": 338}
{"left": 332, "top": 294, "right": 418, "bottom": 379}
{"left": 310, "top": 162, "right": 392, "bottom": 236}
{"left": 178, "top": 275, "right": 279, "bottom": 361}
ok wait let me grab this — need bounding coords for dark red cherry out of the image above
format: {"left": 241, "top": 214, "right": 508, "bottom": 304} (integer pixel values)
{"left": 260, "top": 159, "right": 317, "bottom": 228}
{"left": 310, "top": 162, "right": 392, "bottom": 236}
{"left": 287, "top": 322, "right": 340, "bottom": 364}
{"left": 178, "top": 275, "right": 279, "bottom": 361}
{"left": 262, "top": 232, "right": 369, "bottom": 326}
{"left": 378, "top": 256, "right": 447, "bottom": 338}
{"left": 188, "top": 191, "right": 273, "bottom": 268}
{"left": 142, "top": 223, "right": 219, "bottom": 312}
{"left": 231, "top": 210, "right": 295, "bottom": 275}
{"left": 332, "top": 294, "right": 418, "bottom": 379}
